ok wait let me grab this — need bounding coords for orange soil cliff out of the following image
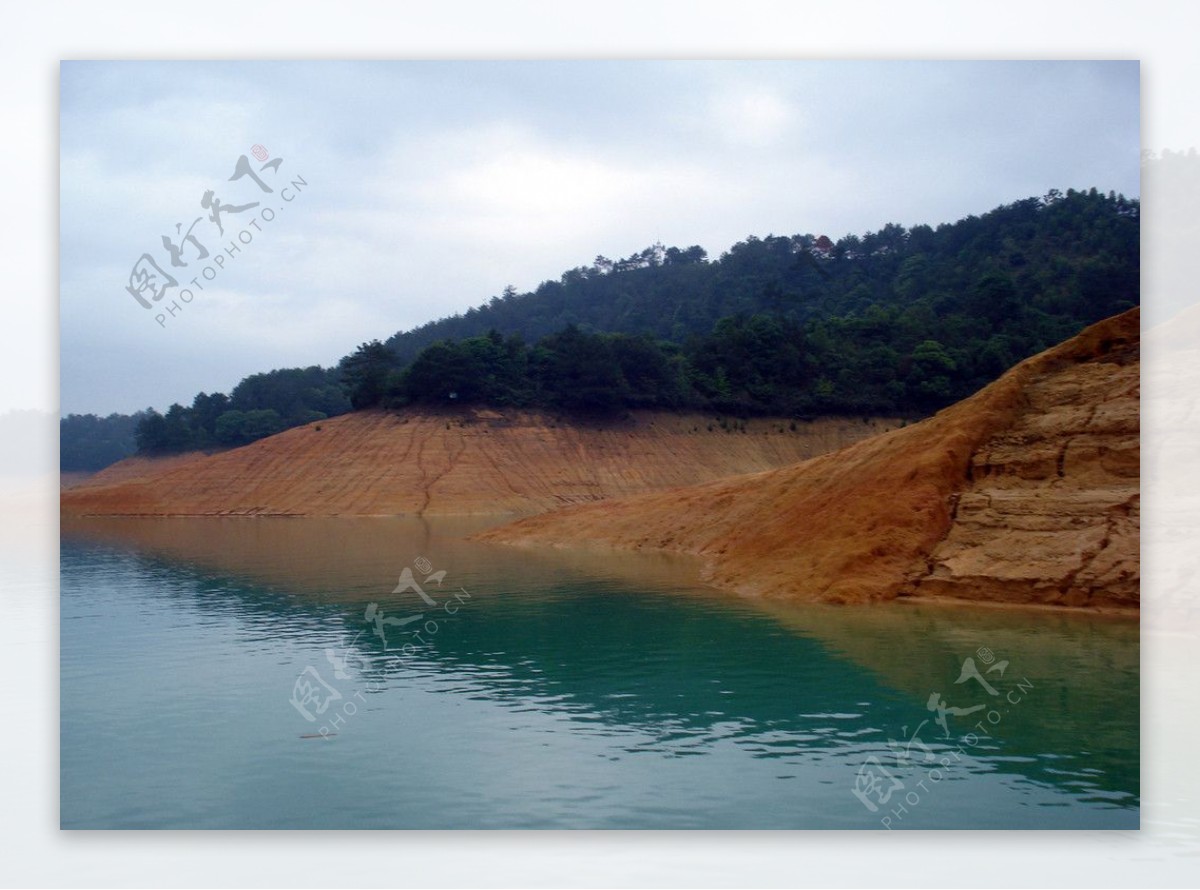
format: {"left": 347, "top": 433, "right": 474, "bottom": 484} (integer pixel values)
{"left": 478, "top": 309, "right": 1140, "bottom": 611}
{"left": 60, "top": 411, "right": 899, "bottom": 517}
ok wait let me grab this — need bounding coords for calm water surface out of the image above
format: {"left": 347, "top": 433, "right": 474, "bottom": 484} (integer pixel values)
{"left": 60, "top": 517, "right": 1138, "bottom": 829}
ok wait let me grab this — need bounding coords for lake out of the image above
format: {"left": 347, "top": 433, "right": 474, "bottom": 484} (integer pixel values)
{"left": 60, "top": 517, "right": 1139, "bottom": 829}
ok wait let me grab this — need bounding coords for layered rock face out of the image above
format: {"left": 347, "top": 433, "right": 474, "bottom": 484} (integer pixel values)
{"left": 480, "top": 309, "right": 1140, "bottom": 611}
{"left": 913, "top": 334, "right": 1139, "bottom": 608}
{"left": 60, "top": 410, "right": 900, "bottom": 517}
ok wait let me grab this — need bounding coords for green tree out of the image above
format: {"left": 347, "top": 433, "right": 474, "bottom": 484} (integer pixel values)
{"left": 134, "top": 409, "right": 169, "bottom": 453}
{"left": 907, "top": 340, "right": 957, "bottom": 406}
{"left": 339, "top": 341, "right": 396, "bottom": 409}
{"left": 537, "top": 325, "right": 627, "bottom": 413}
{"left": 400, "top": 341, "right": 480, "bottom": 404}
{"left": 970, "top": 271, "right": 1019, "bottom": 324}
{"left": 214, "top": 409, "right": 285, "bottom": 446}
{"left": 61, "top": 411, "right": 144, "bottom": 471}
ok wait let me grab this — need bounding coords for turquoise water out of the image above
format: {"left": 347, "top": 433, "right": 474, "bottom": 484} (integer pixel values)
{"left": 60, "top": 517, "right": 1138, "bottom": 829}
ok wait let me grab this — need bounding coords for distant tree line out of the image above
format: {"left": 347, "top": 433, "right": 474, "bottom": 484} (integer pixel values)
{"left": 71, "top": 186, "right": 1136, "bottom": 464}
{"left": 130, "top": 366, "right": 350, "bottom": 455}
{"left": 61, "top": 412, "right": 146, "bottom": 472}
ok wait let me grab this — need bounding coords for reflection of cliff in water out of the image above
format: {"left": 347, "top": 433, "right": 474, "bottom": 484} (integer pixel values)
{"left": 62, "top": 516, "right": 1138, "bottom": 810}
{"left": 758, "top": 599, "right": 1138, "bottom": 801}
{"left": 59, "top": 515, "right": 708, "bottom": 600}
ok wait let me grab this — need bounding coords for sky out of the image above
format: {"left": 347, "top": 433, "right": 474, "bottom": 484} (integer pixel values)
{"left": 59, "top": 60, "right": 1141, "bottom": 416}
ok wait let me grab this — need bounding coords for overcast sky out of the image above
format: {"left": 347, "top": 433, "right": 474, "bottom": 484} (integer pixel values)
{"left": 60, "top": 60, "right": 1140, "bottom": 416}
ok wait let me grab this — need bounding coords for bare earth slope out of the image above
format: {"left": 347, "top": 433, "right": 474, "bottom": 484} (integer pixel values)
{"left": 60, "top": 411, "right": 899, "bottom": 517}
{"left": 479, "top": 309, "right": 1139, "bottom": 611}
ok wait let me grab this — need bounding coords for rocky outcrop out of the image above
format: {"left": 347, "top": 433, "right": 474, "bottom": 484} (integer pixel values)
{"left": 912, "top": 334, "right": 1138, "bottom": 608}
{"left": 479, "top": 310, "right": 1140, "bottom": 611}
{"left": 59, "top": 410, "right": 900, "bottom": 517}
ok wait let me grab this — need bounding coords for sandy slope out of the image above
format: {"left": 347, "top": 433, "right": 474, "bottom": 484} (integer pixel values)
{"left": 59, "top": 410, "right": 900, "bottom": 517}
{"left": 479, "top": 310, "right": 1140, "bottom": 611}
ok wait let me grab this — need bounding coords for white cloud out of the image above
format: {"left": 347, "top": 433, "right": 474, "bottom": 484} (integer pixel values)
{"left": 382, "top": 124, "right": 727, "bottom": 249}
{"left": 708, "top": 88, "right": 795, "bottom": 148}
{"left": 57, "top": 61, "right": 1141, "bottom": 415}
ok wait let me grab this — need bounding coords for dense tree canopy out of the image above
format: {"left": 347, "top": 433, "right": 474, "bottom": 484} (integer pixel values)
{"left": 107, "top": 186, "right": 1138, "bottom": 460}
{"left": 375, "top": 188, "right": 1138, "bottom": 418}
{"left": 380, "top": 188, "right": 1137, "bottom": 368}
{"left": 130, "top": 366, "right": 350, "bottom": 455}
{"left": 60, "top": 412, "right": 146, "bottom": 472}
{"left": 338, "top": 341, "right": 396, "bottom": 410}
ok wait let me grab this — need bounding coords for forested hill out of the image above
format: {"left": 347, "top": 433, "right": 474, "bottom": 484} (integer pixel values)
{"left": 383, "top": 188, "right": 1138, "bottom": 365}
{"left": 73, "top": 186, "right": 1136, "bottom": 469}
